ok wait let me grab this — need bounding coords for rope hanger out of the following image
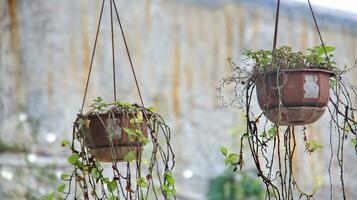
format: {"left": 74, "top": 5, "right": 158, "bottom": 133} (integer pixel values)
{"left": 80, "top": 0, "right": 146, "bottom": 113}
{"left": 272, "top": 0, "right": 331, "bottom": 62}
{"left": 80, "top": 0, "right": 333, "bottom": 113}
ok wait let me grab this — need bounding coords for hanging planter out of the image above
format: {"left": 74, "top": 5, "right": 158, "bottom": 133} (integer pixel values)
{"left": 79, "top": 98, "right": 152, "bottom": 162}
{"left": 256, "top": 67, "right": 333, "bottom": 125}
{"left": 256, "top": 69, "right": 331, "bottom": 125}
{"left": 245, "top": 45, "right": 338, "bottom": 125}
{"left": 218, "top": 48, "right": 357, "bottom": 200}
{"left": 49, "top": 0, "right": 176, "bottom": 199}
{"left": 218, "top": 0, "right": 357, "bottom": 199}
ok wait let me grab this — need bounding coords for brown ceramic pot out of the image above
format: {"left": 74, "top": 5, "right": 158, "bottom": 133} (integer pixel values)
{"left": 83, "top": 112, "right": 148, "bottom": 162}
{"left": 255, "top": 69, "right": 333, "bottom": 125}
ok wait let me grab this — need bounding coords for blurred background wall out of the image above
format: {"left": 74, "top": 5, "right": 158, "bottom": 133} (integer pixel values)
{"left": 0, "top": 0, "right": 357, "bottom": 199}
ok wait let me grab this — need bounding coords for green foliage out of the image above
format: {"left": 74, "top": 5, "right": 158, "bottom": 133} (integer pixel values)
{"left": 221, "top": 147, "right": 228, "bottom": 156}
{"left": 351, "top": 138, "right": 357, "bottom": 145}
{"left": 60, "top": 173, "right": 70, "bottom": 181}
{"left": 352, "top": 138, "right": 357, "bottom": 156}
{"left": 123, "top": 127, "right": 149, "bottom": 145}
{"left": 207, "top": 170, "right": 265, "bottom": 200}
{"left": 55, "top": 97, "right": 176, "bottom": 199}
{"left": 108, "top": 196, "right": 119, "bottom": 200}
{"left": 147, "top": 106, "right": 156, "bottom": 112}
{"left": 90, "top": 97, "right": 107, "bottom": 111}
{"left": 329, "top": 77, "right": 337, "bottom": 87}
{"left": 107, "top": 180, "right": 118, "bottom": 193}
{"left": 57, "top": 184, "right": 66, "bottom": 193}
{"left": 123, "top": 151, "right": 136, "bottom": 162}
{"left": 137, "top": 177, "right": 149, "bottom": 188}
{"left": 61, "top": 139, "right": 70, "bottom": 147}
{"left": 305, "top": 140, "right": 323, "bottom": 154}
{"left": 89, "top": 97, "right": 153, "bottom": 112}
{"left": 260, "top": 126, "right": 278, "bottom": 139}
{"left": 162, "top": 172, "right": 176, "bottom": 197}
{"left": 44, "top": 192, "right": 55, "bottom": 200}
{"left": 221, "top": 147, "right": 239, "bottom": 166}
{"left": 67, "top": 153, "right": 79, "bottom": 165}
{"left": 91, "top": 168, "right": 100, "bottom": 179}
{"left": 243, "top": 45, "right": 337, "bottom": 74}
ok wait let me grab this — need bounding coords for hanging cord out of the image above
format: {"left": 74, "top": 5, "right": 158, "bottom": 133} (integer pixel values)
{"left": 307, "top": 0, "right": 331, "bottom": 63}
{"left": 272, "top": 0, "right": 283, "bottom": 122}
{"left": 81, "top": 0, "right": 106, "bottom": 113}
{"left": 110, "top": 0, "right": 117, "bottom": 101}
{"left": 272, "top": 0, "right": 281, "bottom": 52}
{"left": 112, "top": 0, "right": 146, "bottom": 108}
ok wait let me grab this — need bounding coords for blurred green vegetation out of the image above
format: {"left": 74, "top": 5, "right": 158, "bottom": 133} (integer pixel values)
{"left": 207, "top": 170, "right": 265, "bottom": 200}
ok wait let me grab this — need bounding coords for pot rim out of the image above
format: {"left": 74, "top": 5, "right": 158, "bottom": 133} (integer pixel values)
{"left": 85, "top": 110, "right": 153, "bottom": 119}
{"left": 263, "top": 68, "right": 334, "bottom": 75}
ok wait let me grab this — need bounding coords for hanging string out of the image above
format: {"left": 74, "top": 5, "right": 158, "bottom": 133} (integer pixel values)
{"left": 110, "top": 0, "right": 117, "bottom": 101}
{"left": 81, "top": 0, "right": 106, "bottom": 113}
{"left": 112, "top": 0, "right": 146, "bottom": 108}
{"left": 307, "top": 0, "right": 331, "bottom": 63}
{"left": 272, "top": 0, "right": 330, "bottom": 63}
{"left": 81, "top": 0, "right": 146, "bottom": 113}
{"left": 272, "top": 0, "right": 281, "bottom": 52}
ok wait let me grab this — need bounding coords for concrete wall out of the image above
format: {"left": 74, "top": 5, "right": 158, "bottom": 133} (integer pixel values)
{"left": 1, "top": 0, "right": 357, "bottom": 199}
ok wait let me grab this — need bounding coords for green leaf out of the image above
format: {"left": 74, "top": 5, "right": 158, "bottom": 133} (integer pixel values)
{"left": 61, "top": 139, "right": 70, "bottom": 147}
{"left": 57, "top": 184, "right": 66, "bottom": 193}
{"left": 316, "top": 45, "right": 335, "bottom": 55}
{"left": 104, "top": 177, "right": 110, "bottom": 184}
{"left": 144, "top": 159, "right": 150, "bottom": 167}
{"left": 165, "top": 172, "right": 175, "bottom": 185}
{"left": 94, "top": 96, "right": 103, "bottom": 103}
{"left": 123, "top": 127, "right": 136, "bottom": 136}
{"left": 305, "top": 140, "right": 323, "bottom": 153}
{"left": 108, "top": 196, "right": 119, "bottom": 200}
{"left": 114, "top": 101, "right": 133, "bottom": 108}
{"left": 268, "top": 127, "right": 278, "bottom": 137}
{"left": 123, "top": 151, "right": 136, "bottom": 162}
{"left": 107, "top": 180, "right": 117, "bottom": 193}
{"left": 220, "top": 147, "right": 228, "bottom": 156}
{"left": 228, "top": 154, "right": 238, "bottom": 163}
{"left": 162, "top": 185, "right": 176, "bottom": 197}
{"left": 147, "top": 106, "right": 156, "bottom": 112}
{"left": 60, "top": 173, "right": 71, "bottom": 181}
{"left": 137, "top": 177, "right": 149, "bottom": 188}
{"left": 141, "top": 137, "right": 150, "bottom": 145}
{"left": 329, "top": 77, "right": 337, "bottom": 87}
{"left": 351, "top": 138, "right": 357, "bottom": 145}
{"left": 77, "top": 118, "right": 89, "bottom": 130}
{"left": 91, "top": 168, "right": 100, "bottom": 179}
{"left": 135, "top": 129, "right": 143, "bottom": 137}
{"left": 67, "top": 153, "right": 79, "bottom": 165}
{"left": 129, "top": 118, "right": 143, "bottom": 125}
{"left": 44, "top": 192, "right": 55, "bottom": 200}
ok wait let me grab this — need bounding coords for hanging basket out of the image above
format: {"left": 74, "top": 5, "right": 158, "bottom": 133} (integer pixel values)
{"left": 82, "top": 110, "right": 149, "bottom": 162}
{"left": 255, "top": 69, "right": 333, "bottom": 125}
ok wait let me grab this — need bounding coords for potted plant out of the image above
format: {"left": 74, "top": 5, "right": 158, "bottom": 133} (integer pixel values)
{"left": 245, "top": 46, "right": 336, "bottom": 125}
{"left": 218, "top": 46, "right": 357, "bottom": 199}
{"left": 46, "top": 0, "right": 177, "bottom": 198}
{"left": 79, "top": 97, "right": 151, "bottom": 162}
{"left": 48, "top": 97, "right": 176, "bottom": 200}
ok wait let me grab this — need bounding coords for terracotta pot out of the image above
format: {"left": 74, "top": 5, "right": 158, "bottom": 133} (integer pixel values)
{"left": 83, "top": 112, "right": 148, "bottom": 162}
{"left": 255, "top": 69, "right": 333, "bottom": 125}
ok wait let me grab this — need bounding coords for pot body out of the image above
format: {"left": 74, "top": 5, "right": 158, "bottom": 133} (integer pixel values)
{"left": 84, "top": 112, "right": 148, "bottom": 162}
{"left": 255, "top": 69, "right": 332, "bottom": 125}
